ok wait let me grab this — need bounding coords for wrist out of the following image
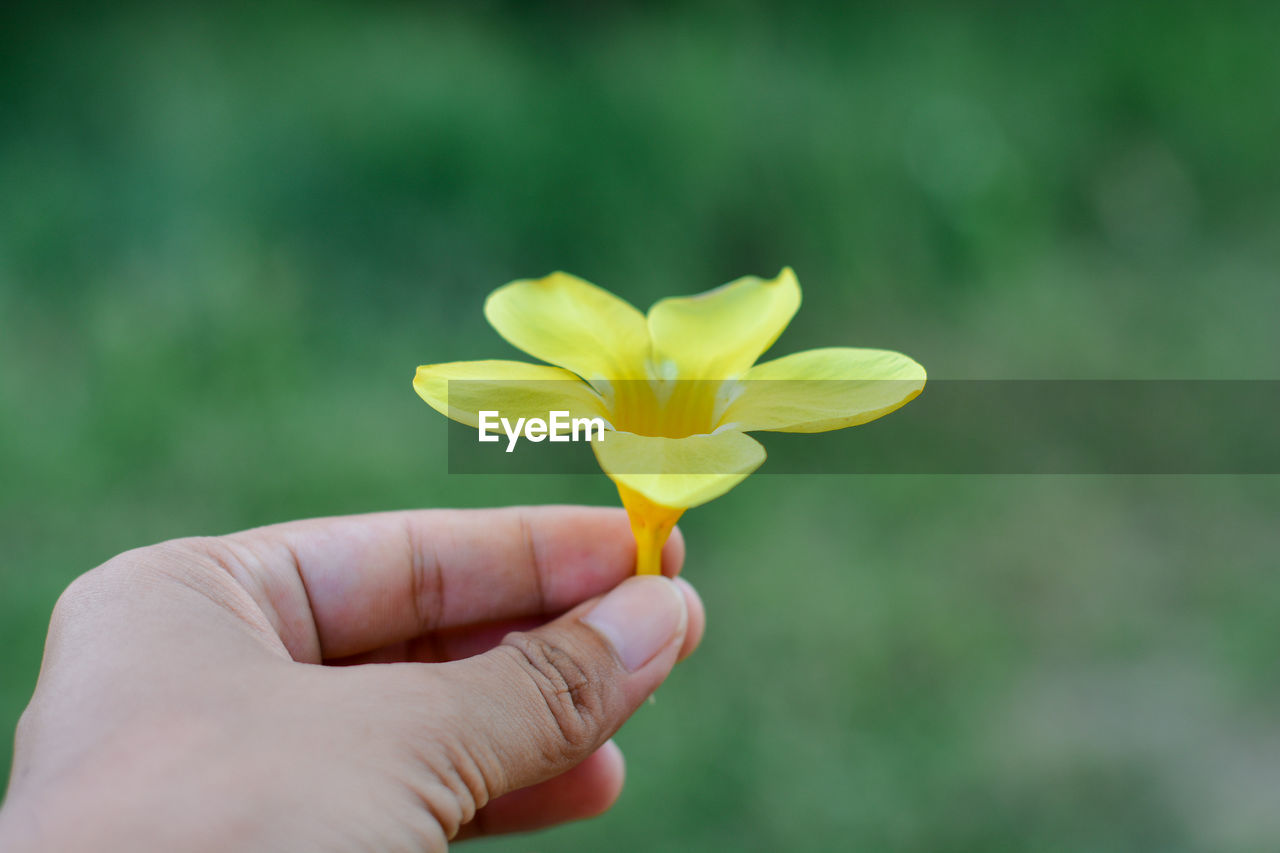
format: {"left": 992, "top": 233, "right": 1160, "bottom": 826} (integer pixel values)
{"left": 0, "top": 780, "right": 144, "bottom": 853}
{"left": 0, "top": 793, "right": 42, "bottom": 853}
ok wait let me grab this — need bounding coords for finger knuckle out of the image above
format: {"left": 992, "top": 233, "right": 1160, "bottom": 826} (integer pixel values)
{"left": 47, "top": 539, "right": 244, "bottom": 636}
{"left": 48, "top": 572, "right": 97, "bottom": 629}
{"left": 503, "top": 632, "right": 608, "bottom": 761}
{"left": 161, "top": 536, "right": 256, "bottom": 578}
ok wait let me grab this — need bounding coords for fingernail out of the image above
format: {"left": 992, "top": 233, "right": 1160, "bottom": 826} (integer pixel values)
{"left": 582, "top": 576, "right": 688, "bottom": 672}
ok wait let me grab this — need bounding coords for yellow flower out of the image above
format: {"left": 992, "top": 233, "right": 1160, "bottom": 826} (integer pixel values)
{"left": 414, "top": 269, "right": 925, "bottom": 574}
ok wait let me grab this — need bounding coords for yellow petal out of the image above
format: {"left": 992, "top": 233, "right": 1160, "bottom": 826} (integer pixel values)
{"left": 646, "top": 267, "right": 801, "bottom": 380}
{"left": 718, "top": 347, "right": 926, "bottom": 433}
{"left": 484, "top": 272, "right": 651, "bottom": 383}
{"left": 592, "top": 429, "right": 766, "bottom": 508}
{"left": 413, "top": 360, "right": 607, "bottom": 427}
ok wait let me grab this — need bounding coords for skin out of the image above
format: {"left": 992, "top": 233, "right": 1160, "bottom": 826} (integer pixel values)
{"left": 0, "top": 506, "right": 704, "bottom": 852}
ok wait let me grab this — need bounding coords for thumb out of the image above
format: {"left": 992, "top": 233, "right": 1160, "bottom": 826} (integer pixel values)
{"left": 424, "top": 575, "right": 689, "bottom": 807}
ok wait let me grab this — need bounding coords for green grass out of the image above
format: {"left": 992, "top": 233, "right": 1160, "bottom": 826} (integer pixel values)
{"left": 2, "top": 2, "right": 1279, "bottom": 849}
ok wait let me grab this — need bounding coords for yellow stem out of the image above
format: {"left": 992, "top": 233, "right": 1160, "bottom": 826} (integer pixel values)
{"left": 616, "top": 482, "right": 685, "bottom": 575}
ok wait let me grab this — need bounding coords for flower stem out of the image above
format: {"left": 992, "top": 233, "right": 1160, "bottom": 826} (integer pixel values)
{"left": 616, "top": 482, "right": 685, "bottom": 575}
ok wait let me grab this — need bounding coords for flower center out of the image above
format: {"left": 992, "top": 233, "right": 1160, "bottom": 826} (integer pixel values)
{"left": 607, "top": 378, "right": 725, "bottom": 438}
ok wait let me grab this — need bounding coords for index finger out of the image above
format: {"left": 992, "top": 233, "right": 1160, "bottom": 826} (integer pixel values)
{"left": 220, "top": 505, "right": 685, "bottom": 661}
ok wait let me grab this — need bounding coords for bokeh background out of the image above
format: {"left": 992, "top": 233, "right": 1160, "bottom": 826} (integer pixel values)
{"left": 3, "top": 2, "right": 1279, "bottom": 850}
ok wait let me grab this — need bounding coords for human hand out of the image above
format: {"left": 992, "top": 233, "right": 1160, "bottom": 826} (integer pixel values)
{"left": 0, "top": 506, "right": 703, "bottom": 852}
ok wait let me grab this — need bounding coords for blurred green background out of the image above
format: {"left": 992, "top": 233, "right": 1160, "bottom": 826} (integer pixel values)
{"left": 3, "top": 2, "right": 1279, "bottom": 850}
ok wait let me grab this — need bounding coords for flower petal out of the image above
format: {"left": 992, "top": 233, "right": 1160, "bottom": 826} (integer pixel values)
{"left": 646, "top": 267, "right": 801, "bottom": 380}
{"left": 719, "top": 347, "right": 926, "bottom": 433}
{"left": 413, "top": 360, "right": 607, "bottom": 427}
{"left": 592, "top": 429, "right": 766, "bottom": 508}
{"left": 484, "top": 272, "right": 651, "bottom": 383}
